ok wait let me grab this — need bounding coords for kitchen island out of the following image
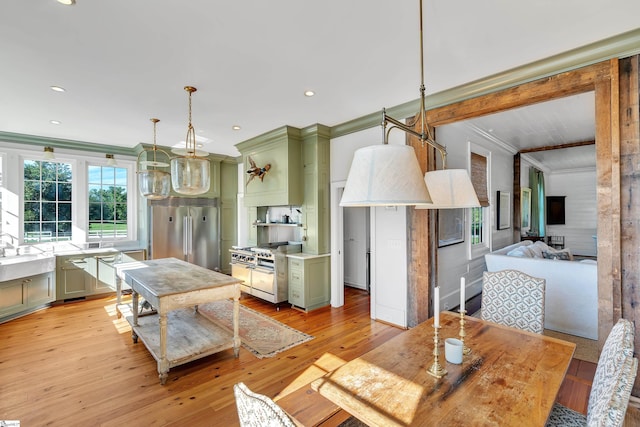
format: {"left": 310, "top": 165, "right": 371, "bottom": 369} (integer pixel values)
{"left": 116, "top": 257, "right": 241, "bottom": 384}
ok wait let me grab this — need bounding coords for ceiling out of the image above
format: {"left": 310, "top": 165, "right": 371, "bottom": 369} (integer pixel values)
{"left": 0, "top": 1, "right": 638, "bottom": 159}
{"left": 456, "top": 92, "right": 596, "bottom": 173}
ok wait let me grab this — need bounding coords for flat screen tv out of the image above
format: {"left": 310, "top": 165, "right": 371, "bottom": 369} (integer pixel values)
{"left": 546, "top": 196, "right": 566, "bottom": 225}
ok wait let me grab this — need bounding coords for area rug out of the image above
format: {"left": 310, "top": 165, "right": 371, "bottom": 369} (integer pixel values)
{"left": 198, "top": 301, "right": 313, "bottom": 359}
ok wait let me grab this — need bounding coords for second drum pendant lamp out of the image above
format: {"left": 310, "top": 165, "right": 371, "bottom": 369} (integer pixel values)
{"left": 170, "top": 86, "right": 211, "bottom": 195}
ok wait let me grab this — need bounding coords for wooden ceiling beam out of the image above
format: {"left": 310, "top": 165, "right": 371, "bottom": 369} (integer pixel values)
{"left": 519, "top": 140, "right": 595, "bottom": 153}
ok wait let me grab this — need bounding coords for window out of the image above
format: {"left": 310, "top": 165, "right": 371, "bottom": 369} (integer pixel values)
{"left": 469, "top": 148, "right": 490, "bottom": 257}
{"left": 23, "top": 160, "right": 73, "bottom": 242}
{"left": 88, "top": 165, "right": 128, "bottom": 240}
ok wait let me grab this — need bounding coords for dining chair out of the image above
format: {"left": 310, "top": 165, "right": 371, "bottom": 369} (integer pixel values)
{"left": 234, "top": 382, "right": 297, "bottom": 427}
{"left": 546, "top": 318, "right": 637, "bottom": 427}
{"left": 481, "top": 269, "right": 545, "bottom": 334}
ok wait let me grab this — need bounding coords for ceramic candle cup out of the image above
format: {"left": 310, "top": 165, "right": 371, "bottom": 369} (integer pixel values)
{"left": 445, "top": 338, "right": 464, "bottom": 364}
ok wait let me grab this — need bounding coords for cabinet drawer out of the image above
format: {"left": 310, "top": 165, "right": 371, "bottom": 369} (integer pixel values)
{"left": 289, "top": 268, "right": 303, "bottom": 285}
{"left": 289, "top": 258, "right": 303, "bottom": 269}
{"left": 288, "top": 282, "right": 304, "bottom": 306}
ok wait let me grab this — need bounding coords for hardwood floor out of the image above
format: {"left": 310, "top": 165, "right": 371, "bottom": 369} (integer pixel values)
{"left": 0, "top": 288, "right": 592, "bottom": 426}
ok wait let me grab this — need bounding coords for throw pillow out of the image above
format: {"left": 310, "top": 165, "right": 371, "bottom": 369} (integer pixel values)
{"left": 507, "top": 246, "right": 533, "bottom": 258}
{"left": 543, "top": 250, "right": 572, "bottom": 261}
{"left": 530, "top": 241, "right": 550, "bottom": 258}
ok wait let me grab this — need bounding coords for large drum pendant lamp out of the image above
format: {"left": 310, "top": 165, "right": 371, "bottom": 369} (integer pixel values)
{"left": 137, "top": 118, "right": 171, "bottom": 200}
{"left": 170, "top": 86, "right": 210, "bottom": 195}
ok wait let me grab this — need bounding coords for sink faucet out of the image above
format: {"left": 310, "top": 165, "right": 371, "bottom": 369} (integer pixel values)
{"left": 0, "top": 233, "right": 15, "bottom": 257}
{"left": 0, "top": 232, "right": 15, "bottom": 247}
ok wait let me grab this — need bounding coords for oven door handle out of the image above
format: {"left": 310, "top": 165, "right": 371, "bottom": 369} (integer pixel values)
{"left": 254, "top": 267, "right": 274, "bottom": 274}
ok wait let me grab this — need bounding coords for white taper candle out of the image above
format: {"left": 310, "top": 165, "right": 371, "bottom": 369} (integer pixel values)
{"left": 460, "top": 277, "right": 466, "bottom": 312}
{"left": 434, "top": 286, "right": 440, "bottom": 327}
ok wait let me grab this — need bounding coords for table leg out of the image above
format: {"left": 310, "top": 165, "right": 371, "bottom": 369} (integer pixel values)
{"left": 131, "top": 291, "right": 139, "bottom": 343}
{"left": 233, "top": 296, "right": 240, "bottom": 357}
{"left": 158, "top": 311, "right": 169, "bottom": 385}
{"left": 115, "top": 274, "right": 123, "bottom": 319}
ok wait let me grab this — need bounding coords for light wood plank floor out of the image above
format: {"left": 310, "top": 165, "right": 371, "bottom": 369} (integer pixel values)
{"left": 1, "top": 288, "right": 591, "bottom": 426}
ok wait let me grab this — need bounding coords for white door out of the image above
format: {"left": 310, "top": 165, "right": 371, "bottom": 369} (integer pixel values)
{"left": 343, "top": 207, "right": 369, "bottom": 290}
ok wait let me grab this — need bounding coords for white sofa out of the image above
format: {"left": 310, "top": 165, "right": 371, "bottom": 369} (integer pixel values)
{"left": 484, "top": 240, "right": 598, "bottom": 340}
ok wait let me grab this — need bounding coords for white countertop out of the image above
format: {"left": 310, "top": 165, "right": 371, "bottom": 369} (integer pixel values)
{"left": 286, "top": 252, "right": 330, "bottom": 260}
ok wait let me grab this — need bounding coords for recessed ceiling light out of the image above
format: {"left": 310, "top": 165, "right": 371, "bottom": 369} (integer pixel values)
{"left": 50, "top": 86, "right": 66, "bottom": 92}
{"left": 57, "top": 0, "right": 76, "bottom": 5}
{"left": 50, "top": 120, "right": 61, "bottom": 125}
{"left": 304, "top": 90, "right": 315, "bottom": 97}
{"left": 232, "top": 125, "right": 241, "bottom": 131}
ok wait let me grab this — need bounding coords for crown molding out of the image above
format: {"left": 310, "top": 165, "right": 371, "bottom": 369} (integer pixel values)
{"left": 331, "top": 28, "right": 640, "bottom": 140}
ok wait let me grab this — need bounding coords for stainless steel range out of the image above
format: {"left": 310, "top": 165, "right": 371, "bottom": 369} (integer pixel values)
{"left": 229, "top": 242, "right": 301, "bottom": 305}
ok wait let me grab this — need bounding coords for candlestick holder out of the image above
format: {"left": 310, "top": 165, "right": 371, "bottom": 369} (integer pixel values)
{"left": 427, "top": 324, "right": 447, "bottom": 378}
{"left": 458, "top": 309, "right": 472, "bottom": 355}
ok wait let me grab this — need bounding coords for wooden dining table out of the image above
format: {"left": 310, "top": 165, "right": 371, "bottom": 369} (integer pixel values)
{"left": 312, "top": 311, "right": 576, "bottom": 426}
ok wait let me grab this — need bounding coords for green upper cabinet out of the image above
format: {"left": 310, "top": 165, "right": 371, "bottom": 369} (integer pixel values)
{"left": 301, "top": 125, "right": 331, "bottom": 255}
{"left": 236, "top": 126, "right": 303, "bottom": 207}
{"left": 219, "top": 161, "right": 238, "bottom": 274}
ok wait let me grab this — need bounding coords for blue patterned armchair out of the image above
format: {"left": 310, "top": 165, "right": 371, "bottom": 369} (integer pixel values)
{"left": 546, "top": 318, "right": 637, "bottom": 426}
{"left": 234, "top": 382, "right": 296, "bottom": 427}
{"left": 481, "top": 269, "right": 546, "bottom": 334}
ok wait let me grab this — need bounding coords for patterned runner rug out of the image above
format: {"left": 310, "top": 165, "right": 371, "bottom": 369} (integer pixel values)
{"left": 198, "top": 300, "right": 313, "bottom": 359}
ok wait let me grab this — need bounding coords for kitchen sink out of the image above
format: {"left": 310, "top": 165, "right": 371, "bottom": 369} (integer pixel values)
{"left": 0, "top": 253, "right": 56, "bottom": 282}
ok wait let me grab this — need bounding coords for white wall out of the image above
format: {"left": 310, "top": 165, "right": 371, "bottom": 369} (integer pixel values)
{"left": 435, "top": 124, "right": 515, "bottom": 311}
{"left": 546, "top": 169, "right": 597, "bottom": 256}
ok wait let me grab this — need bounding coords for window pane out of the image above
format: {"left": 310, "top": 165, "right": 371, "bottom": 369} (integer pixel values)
{"left": 41, "top": 162, "right": 57, "bottom": 181}
{"left": 115, "top": 168, "right": 127, "bottom": 186}
{"left": 57, "top": 164, "right": 72, "bottom": 182}
{"left": 42, "top": 203, "right": 57, "bottom": 221}
{"left": 88, "top": 185, "right": 102, "bottom": 202}
{"left": 103, "top": 205, "right": 114, "bottom": 221}
{"left": 24, "top": 202, "right": 40, "bottom": 221}
{"left": 88, "top": 166, "right": 101, "bottom": 184}
{"left": 115, "top": 203, "right": 127, "bottom": 220}
{"left": 24, "top": 161, "right": 40, "bottom": 180}
{"left": 58, "top": 183, "right": 72, "bottom": 201}
{"left": 88, "top": 203, "right": 102, "bottom": 221}
{"left": 58, "top": 203, "right": 72, "bottom": 221}
{"left": 102, "top": 167, "right": 115, "bottom": 183}
{"left": 42, "top": 182, "right": 57, "bottom": 201}
{"left": 24, "top": 182, "right": 41, "bottom": 201}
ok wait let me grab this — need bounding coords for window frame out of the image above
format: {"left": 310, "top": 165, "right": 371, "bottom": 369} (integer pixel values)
{"left": 86, "top": 162, "right": 133, "bottom": 242}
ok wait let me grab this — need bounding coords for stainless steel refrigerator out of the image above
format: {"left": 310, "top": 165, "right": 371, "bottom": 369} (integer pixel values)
{"left": 149, "top": 197, "right": 219, "bottom": 271}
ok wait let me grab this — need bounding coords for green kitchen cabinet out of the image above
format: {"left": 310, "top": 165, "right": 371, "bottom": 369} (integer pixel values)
{"left": 56, "top": 250, "right": 120, "bottom": 301}
{"left": 237, "top": 126, "right": 303, "bottom": 207}
{"left": 287, "top": 254, "right": 330, "bottom": 311}
{"left": 301, "top": 125, "right": 331, "bottom": 255}
{"left": 219, "top": 161, "right": 238, "bottom": 274}
{"left": 0, "top": 272, "right": 54, "bottom": 321}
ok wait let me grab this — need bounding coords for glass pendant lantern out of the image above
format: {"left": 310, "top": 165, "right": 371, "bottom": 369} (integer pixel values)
{"left": 170, "top": 86, "right": 210, "bottom": 195}
{"left": 137, "top": 118, "right": 171, "bottom": 200}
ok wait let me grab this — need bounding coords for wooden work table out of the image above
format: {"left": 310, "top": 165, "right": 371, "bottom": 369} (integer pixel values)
{"left": 312, "top": 311, "right": 576, "bottom": 426}
{"left": 116, "top": 257, "right": 242, "bottom": 384}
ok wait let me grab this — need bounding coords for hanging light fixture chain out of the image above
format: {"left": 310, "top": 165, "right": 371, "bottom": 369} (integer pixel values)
{"left": 184, "top": 86, "right": 197, "bottom": 157}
